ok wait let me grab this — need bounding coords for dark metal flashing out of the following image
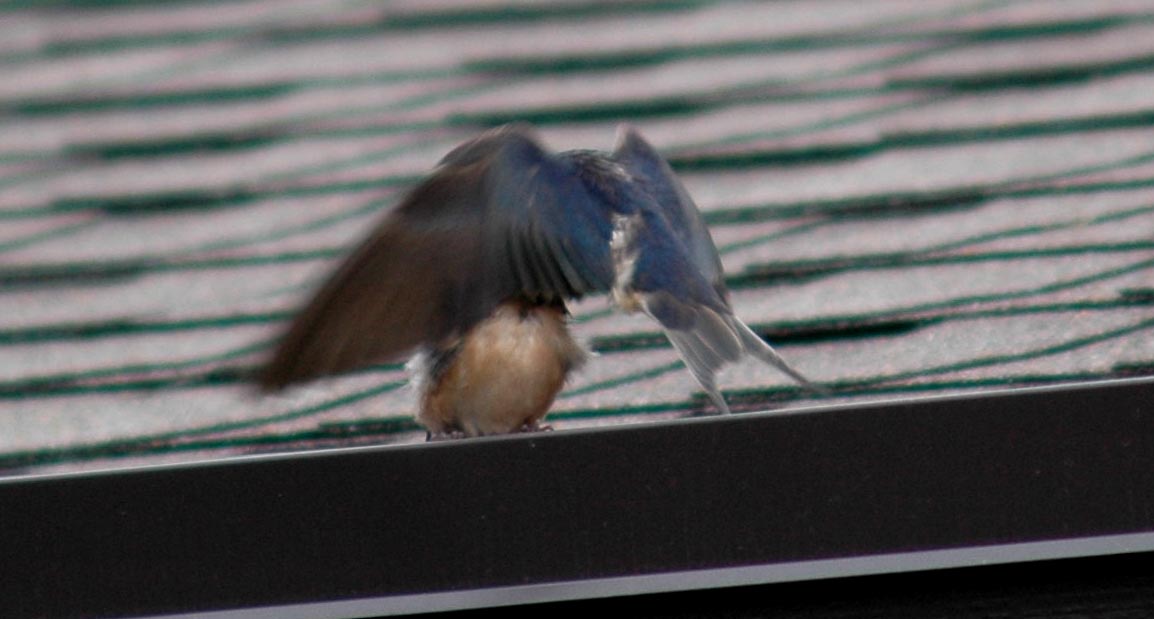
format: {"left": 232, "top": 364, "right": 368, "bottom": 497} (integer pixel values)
{"left": 3, "top": 378, "right": 1153, "bottom": 618}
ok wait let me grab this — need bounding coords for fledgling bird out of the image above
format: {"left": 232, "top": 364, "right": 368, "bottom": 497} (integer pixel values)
{"left": 259, "top": 124, "right": 814, "bottom": 438}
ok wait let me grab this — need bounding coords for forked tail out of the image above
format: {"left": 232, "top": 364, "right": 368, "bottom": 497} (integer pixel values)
{"left": 664, "top": 309, "right": 819, "bottom": 414}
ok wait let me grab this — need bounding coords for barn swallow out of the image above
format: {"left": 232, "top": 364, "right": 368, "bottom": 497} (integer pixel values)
{"left": 260, "top": 124, "right": 814, "bottom": 438}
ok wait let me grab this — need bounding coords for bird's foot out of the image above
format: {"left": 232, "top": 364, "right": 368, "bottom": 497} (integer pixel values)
{"left": 517, "top": 421, "right": 554, "bottom": 433}
{"left": 425, "top": 429, "right": 468, "bottom": 442}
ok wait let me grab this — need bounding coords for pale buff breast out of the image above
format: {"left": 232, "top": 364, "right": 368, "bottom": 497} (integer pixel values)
{"left": 418, "top": 302, "right": 586, "bottom": 437}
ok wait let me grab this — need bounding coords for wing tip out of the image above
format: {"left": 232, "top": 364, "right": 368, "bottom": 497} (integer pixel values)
{"left": 254, "top": 336, "right": 310, "bottom": 393}
{"left": 613, "top": 123, "right": 651, "bottom": 155}
{"left": 439, "top": 122, "right": 545, "bottom": 168}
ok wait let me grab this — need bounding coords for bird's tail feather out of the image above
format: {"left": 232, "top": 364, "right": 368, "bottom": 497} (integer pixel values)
{"left": 665, "top": 321, "right": 738, "bottom": 415}
{"left": 731, "top": 317, "right": 818, "bottom": 389}
{"left": 664, "top": 309, "right": 818, "bottom": 414}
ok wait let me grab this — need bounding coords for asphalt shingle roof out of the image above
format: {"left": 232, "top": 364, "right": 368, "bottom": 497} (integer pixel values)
{"left": 3, "top": 0, "right": 1154, "bottom": 474}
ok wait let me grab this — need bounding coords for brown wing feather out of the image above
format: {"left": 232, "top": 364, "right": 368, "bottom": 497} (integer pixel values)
{"left": 259, "top": 125, "right": 618, "bottom": 390}
{"left": 259, "top": 166, "right": 487, "bottom": 390}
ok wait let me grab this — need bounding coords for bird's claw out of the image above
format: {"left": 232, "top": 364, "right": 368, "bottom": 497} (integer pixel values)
{"left": 425, "top": 429, "right": 468, "bottom": 442}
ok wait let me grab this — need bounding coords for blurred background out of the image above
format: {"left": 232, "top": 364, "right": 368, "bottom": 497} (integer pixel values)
{"left": 3, "top": 0, "right": 1154, "bottom": 474}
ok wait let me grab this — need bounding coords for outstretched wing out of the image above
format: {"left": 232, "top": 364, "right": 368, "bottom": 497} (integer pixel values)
{"left": 259, "top": 124, "right": 615, "bottom": 390}
{"left": 612, "top": 127, "right": 815, "bottom": 411}
{"left": 613, "top": 126, "right": 727, "bottom": 302}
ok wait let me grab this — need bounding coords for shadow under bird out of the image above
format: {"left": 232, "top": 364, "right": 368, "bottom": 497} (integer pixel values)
{"left": 260, "top": 124, "right": 814, "bottom": 438}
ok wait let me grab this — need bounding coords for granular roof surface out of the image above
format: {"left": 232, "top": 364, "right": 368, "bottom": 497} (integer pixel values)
{"left": 3, "top": 0, "right": 1153, "bottom": 474}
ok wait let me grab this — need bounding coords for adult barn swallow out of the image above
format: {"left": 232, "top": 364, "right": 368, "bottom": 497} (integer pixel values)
{"left": 260, "top": 124, "right": 813, "bottom": 437}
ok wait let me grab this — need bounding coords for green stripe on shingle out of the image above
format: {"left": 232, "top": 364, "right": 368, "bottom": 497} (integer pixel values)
{"left": 0, "top": 0, "right": 708, "bottom": 58}
{"left": 6, "top": 0, "right": 1154, "bottom": 474}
